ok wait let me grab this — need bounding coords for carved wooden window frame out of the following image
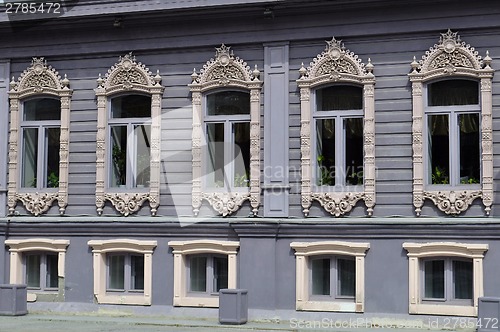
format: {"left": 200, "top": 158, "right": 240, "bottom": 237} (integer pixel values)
{"left": 189, "top": 45, "right": 262, "bottom": 217}
{"left": 88, "top": 239, "right": 157, "bottom": 305}
{"left": 8, "top": 58, "right": 72, "bottom": 216}
{"left": 168, "top": 239, "right": 239, "bottom": 308}
{"left": 403, "top": 242, "right": 488, "bottom": 316}
{"left": 95, "top": 53, "right": 164, "bottom": 216}
{"left": 297, "top": 38, "right": 376, "bottom": 217}
{"left": 290, "top": 241, "right": 370, "bottom": 312}
{"left": 5, "top": 238, "right": 70, "bottom": 302}
{"left": 409, "top": 30, "right": 494, "bottom": 216}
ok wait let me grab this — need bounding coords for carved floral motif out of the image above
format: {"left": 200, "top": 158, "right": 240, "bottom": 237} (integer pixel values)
{"left": 310, "top": 192, "right": 365, "bottom": 217}
{"left": 104, "top": 193, "right": 151, "bottom": 217}
{"left": 423, "top": 190, "right": 482, "bottom": 216}
{"left": 15, "top": 192, "right": 59, "bottom": 216}
{"left": 202, "top": 192, "right": 250, "bottom": 217}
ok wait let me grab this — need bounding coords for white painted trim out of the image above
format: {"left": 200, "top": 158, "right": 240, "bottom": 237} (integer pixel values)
{"left": 409, "top": 29, "right": 494, "bottom": 216}
{"left": 8, "top": 58, "right": 72, "bottom": 216}
{"left": 403, "top": 242, "right": 488, "bottom": 316}
{"left": 291, "top": 241, "right": 370, "bottom": 313}
{"left": 88, "top": 239, "right": 157, "bottom": 306}
{"left": 189, "top": 44, "right": 262, "bottom": 216}
{"left": 168, "top": 239, "right": 239, "bottom": 308}
{"left": 95, "top": 53, "right": 164, "bottom": 216}
{"left": 297, "top": 37, "right": 376, "bottom": 217}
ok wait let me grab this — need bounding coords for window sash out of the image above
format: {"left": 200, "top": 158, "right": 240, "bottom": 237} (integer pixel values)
{"left": 188, "top": 255, "right": 228, "bottom": 295}
{"left": 309, "top": 256, "right": 356, "bottom": 300}
{"left": 107, "top": 254, "right": 144, "bottom": 293}
{"left": 25, "top": 253, "right": 58, "bottom": 291}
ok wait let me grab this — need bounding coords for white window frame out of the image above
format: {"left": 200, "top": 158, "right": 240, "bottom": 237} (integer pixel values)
{"left": 189, "top": 44, "right": 262, "bottom": 217}
{"left": 106, "top": 253, "right": 145, "bottom": 293}
{"left": 8, "top": 58, "right": 72, "bottom": 216}
{"left": 290, "top": 241, "right": 370, "bottom": 313}
{"left": 308, "top": 255, "right": 356, "bottom": 301}
{"left": 95, "top": 53, "right": 164, "bottom": 216}
{"left": 24, "top": 252, "right": 59, "bottom": 291}
{"left": 186, "top": 254, "right": 228, "bottom": 296}
{"left": 168, "top": 240, "right": 239, "bottom": 308}
{"left": 403, "top": 242, "right": 488, "bottom": 316}
{"left": 297, "top": 37, "right": 376, "bottom": 217}
{"left": 5, "top": 238, "right": 69, "bottom": 302}
{"left": 409, "top": 30, "right": 494, "bottom": 216}
{"left": 88, "top": 239, "right": 156, "bottom": 305}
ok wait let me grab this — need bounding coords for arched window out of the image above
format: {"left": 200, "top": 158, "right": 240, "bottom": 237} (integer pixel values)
{"left": 409, "top": 30, "right": 494, "bottom": 216}
{"left": 190, "top": 44, "right": 262, "bottom": 217}
{"left": 95, "top": 53, "right": 164, "bottom": 216}
{"left": 8, "top": 58, "right": 72, "bottom": 216}
{"left": 297, "top": 37, "right": 376, "bottom": 217}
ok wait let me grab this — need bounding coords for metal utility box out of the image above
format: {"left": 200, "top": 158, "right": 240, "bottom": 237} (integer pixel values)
{"left": 0, "top": 284, "right": 27, "bottom": 316}
{"left": 219, "top": 289, "right": 248, "bottom": 325}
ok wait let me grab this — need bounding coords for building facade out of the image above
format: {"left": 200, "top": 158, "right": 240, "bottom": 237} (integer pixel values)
{"left": 1, "top": 0, "right": 500, "bottom": 324}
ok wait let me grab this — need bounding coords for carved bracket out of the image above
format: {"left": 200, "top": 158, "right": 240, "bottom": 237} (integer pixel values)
{"left": 201, "top": 192, "right": 250, "bottom": 217}
{"left": 103, "top": 193, "right": 151, "bottom": 217}
{"left": 310, "top": 192, "right": 365, "bottom": 217}
{"left": 423, "top": 190, "right": 482, "bottom": 216}
{"left": 14, "top": 192, "right": 58, "bottom": 217}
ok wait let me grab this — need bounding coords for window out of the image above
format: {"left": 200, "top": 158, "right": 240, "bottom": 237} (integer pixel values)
{"left": 95, "top": 53, "right": 164, "bottom": 216}
{"left": 314, "top": 85, "right": 364, "bottom": 187}
{"left": 410, "top": 30, "right": 494, "bottom": 216}
{"left": 188, "top": 255, "right": 228, "bottom": 295}
{"left": 168, "top": 240, "right": 239, "bottom": 307}
{"left": 5, "top": 238, "right": 69, "bottom": 302}
{"left": 109, "top": 94, "right": 152, "bottom": 189}
{"left": 88, "top": 239, "right": 156, "bottom": 305}
{"left": 426, "top": 79, "right": 480, "bottom": 186}
{"left": 297, "top": 37, "right": 375, "bottom": 217}
{"left": 8, "top": 58, "right": 72, "bottom": 216}
{"left": 21, "top": 98, "right": 61, "bottom": 189}
{"left": 403, "top": 242, "right": 488, "bottom": 316}
{"left": 205, "top": 91, "right": 250, "bottom": 189}
{"left": 290, "top": 241, "right": 370, "bottom": 312}
{"left": 190, "top": 44, "right": 262, "bottom": 217}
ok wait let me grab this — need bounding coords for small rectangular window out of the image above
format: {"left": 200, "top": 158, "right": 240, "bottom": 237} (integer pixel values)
{"left": 337, "top": 258, "right": 355, "bottom": 297}
{"left": 131, "top": 255, "right": 144, "bottom": 291}
{"left": 206, "top": 123, "right": 225, "bottom": 188}
{"left": 345, "top": 118, "right": 363, "bottom": 186}
{"left": 22, "top": 128, "right": 39, "bottom": 188}
{"left": 459, "top": 113, "right": 480, "bottom": 184}
{"left": 45, "top": 253, "right": 59, "bottom": 288}
{"left": 428, "top": 114, "right": 450, "bottom": 185}
{"left": 108, "top": 255, "right": 125, "bottom": 290}
{"left": 26, "top": 254, "right": 41, "bottom": 288}
{"left": 428, "top": 80, "right": 479, "bottom": 106}
{"left": 311, "top": 258, "right": 330, "bottom": 296}
{"left": 316, "top": 118, "right": 335, "bottom": 186}
{"left": 424, "top": 259, "right": 445, "bottom": 299}
{"left": 232, "top": 122, "right": 250, "bottom": 187}
{"left": 316, "top": 85, "right": 363, "bottom": 111}
{"left": 189, "top": 256, "right": 207, "bottom": 293}
{"left": 213, "top": 256, "right": 228, "bottom": 292}
{"left": 453, "top": 260, "right": 473, "bottom": 300}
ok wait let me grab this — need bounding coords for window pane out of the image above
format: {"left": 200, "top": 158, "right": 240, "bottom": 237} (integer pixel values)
{"left": 453, "top": 260, "right": 473, "bottom": 300}
{"left": 424, "top": 260, "right": 445, "bottom": 299}
{"left": 428, "top": 115, "right": 449, "bottom": 184}
{"left": 337, "top": 258, "right": 355, "bottom": 297}
{"left": 213, "top": 256, "right": 228, "bottom": 292}
{"left": 207, "top": 91, "right": 250, "bottom": 116}
{"left": 316, "top": 85, "right": 363, "bottom": 111}
{"left": 134, "top": 125, "right": 151, "bottom": 188}
{"left": 311, "top": 258, "right": 330, "bottom": 295}
{"left": 428, "top": 80, "right": 479, "bottom": 106}
{"left": 110, "top": 126, "right": 127, "bottom": 187}
{"left": 108, "top": 255, "right": 125, "bottom": 290}
{"left": 316, "top": 119, "right": 335, "bottom": 186}
{"left": 233, "top": 122, "right": 250, "bottom": 187}
{"left": 26, "top": 254, "right": 41, "bottom": 288}
{"left": 345, "top": 118, "right": 363, "bottom": 185}
{"left": 111, "top": 95, "right": 151, "bottom": 118}
{"left": 24, "top": 98, "right": 61, "bottom": 121}
{"left": 22, "top": 128, "right": 38, "bottom": 188}
{"left": 190, "top": 256, "right": 207, "bottom": 292}
{"left": 46, "top": 254, "right": 59, "bottom": 288}
{"left": 206, "top": 123, "right": 225, "bottom": 188}
{"left": 46, "top": 128, "right": 60, "bottom": 188}
{"left": 131, "top": 255, "right": 144, "bottom": 291}
{"left": 459, "top": 113, "right": 480, "bottom": 184}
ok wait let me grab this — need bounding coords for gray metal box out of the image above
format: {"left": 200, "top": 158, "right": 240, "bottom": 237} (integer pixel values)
{"left": 219, "top": 289, "right": 248, "bottom": 325}
{"left": 478, "top": 297, "right": 500, "bottom": 332}
{"left": 0, "top": 284, "right": 27, "bottom": 316}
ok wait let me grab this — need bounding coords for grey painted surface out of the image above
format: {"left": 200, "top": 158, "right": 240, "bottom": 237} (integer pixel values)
{"left": 0, "top": 61, "right": 8, "bottom": 218}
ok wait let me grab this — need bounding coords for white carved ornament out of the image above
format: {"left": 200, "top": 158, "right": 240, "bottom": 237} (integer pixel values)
{"left": 8, "top": 57, "right": 72, "bottom": 216}
{"left": 95, "top": 53, "right": 164, "bottom": 216}
{"left": 297, "top": 37, "right": 376, "bottom": 217}
{"left": 189, "top": 45, "right": 262, "bottom": 217}
{"left": 409, "top": 30, "right": 494, "bottom": 216}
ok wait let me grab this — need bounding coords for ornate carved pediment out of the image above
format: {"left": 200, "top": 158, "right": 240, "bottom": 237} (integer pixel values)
{"left": 103, "top": 193, "right": 151, "bottom": 217}
{"left": 96, "top": 52, "right": 162, "bottom": 92}
{"left": 410, "top": 29, "right": 492, "bottom": 76}
{"left": 15, "top": 192, "right": 59, "bottom": 217}
{"left": 423, "top": 190, "right": 482, "bottom": 216}
{"left": 10, "top": 57, "right": 69, "bottom": 94}
{"left": 310, "top": 192, "right": 365, "bottom": 217}
{"left": 191, "top": 44, "right": 260, "bottom": 86}
{"left": 201, "top": 192, "right": 250, "bottom": 217}
{"left": 298, "top": 37, "right": 374, "bottom": 82}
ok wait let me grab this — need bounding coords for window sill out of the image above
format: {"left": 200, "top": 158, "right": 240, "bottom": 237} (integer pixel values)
{"left": 296, "top": 300, "right": 362, "bottom": 313}
{"left": 96, "top": 293, "right": 151, "bottom": 306}
{"left": 173, "top": 295, "right": 219, "bottom": 308}
{"left": 410, "top": 303, "right": 476, "bottom": 317}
